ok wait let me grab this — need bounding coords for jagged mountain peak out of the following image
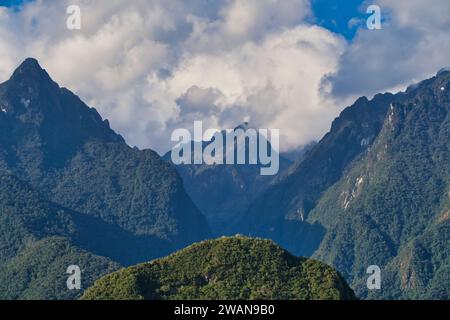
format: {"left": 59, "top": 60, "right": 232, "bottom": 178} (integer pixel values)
{"left": 9, "top": 57, "right": 54, "bottom": 85}
{"left": 15, "top": 57, "right": 43, "bottom": 72}
{"left": 0, "top": 57, "right": 124, "bottom": 150}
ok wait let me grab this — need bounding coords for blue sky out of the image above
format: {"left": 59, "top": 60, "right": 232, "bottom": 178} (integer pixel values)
{"left": 311, "top": 0, "right": 366, "bottom": 39}
{"left": 2, "top": 0, "right": 367, "bottom": 40}
{"left": 1, "top": 0, "right": 29, "bottom": 7}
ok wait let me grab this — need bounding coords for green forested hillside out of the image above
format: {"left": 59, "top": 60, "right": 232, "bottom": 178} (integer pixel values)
{"left": 0, "top": 237, "right": 119, "bottom": 300}
{"left": 309, "top": 71, "right": 450, "bottom": 299}
{"left": 0, "top": 173, "right": 76, "bottom": 265}
{"left": 369, "top": 219, "right": 450, "bottom": 299}
{"left": 0, "top": 173, "right": 120, "bottom": 299}
{"left": 82, "top": 236, "right": 355, "bottom": 300}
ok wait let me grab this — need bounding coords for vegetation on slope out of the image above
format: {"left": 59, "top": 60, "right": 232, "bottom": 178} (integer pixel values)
{"left": 0, "top": 237, "right": 119, "bottom": 300}
{"left": 310, "top": 71, "right": 450, "bottom": 299}
{"left": 82, "top": 236, "right": 355, "bottom": 300}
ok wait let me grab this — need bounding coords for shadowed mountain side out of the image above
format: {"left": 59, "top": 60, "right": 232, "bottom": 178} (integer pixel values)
{"left": 164, "top": 125, "right": 291, "bottom": 235}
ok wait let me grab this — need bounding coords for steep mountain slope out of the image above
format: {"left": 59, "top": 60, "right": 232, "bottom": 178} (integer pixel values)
{"left": 310, "top": 71, "right": 450, "bottom": 299}
{"left": 0, "top": 237, "right": 119, "bottom": 300}
{"left": 0, "top": 58, "right": 210, "bottom": 260}
{"left": 81, "top": 236, "right": 355, "bottom": 300}
{"left": 371, "top": 218, "right": 449, "bottom": 299}
{"left": 0, "top": 58, "right": 212, "bottom": 299}
{"left": 0, "top": 173, "right": 120, "bottom": 299}
{"left": 164, "top": 124, "right": 291, "bottom": 235}
{"left": 242, "top": 91, "right": 402, "bottom": 256}
{"left": 0, "top": 58, "right": 210, "bottom": 253}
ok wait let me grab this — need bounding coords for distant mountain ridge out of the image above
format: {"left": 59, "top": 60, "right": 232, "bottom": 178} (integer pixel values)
{"left": 164, "top": 124, "right": 291, "bottom": 235}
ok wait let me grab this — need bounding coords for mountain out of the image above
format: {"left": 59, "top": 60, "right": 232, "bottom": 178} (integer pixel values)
{"left": 242, "top": 70, "right": 450, "bottom": 299}
{"left": 164, "top": 124, "right": 291, "bottom": 235}
{"left": 0, "top": 58, "right": 211, "bottom": 298}
{"left": 310, "top": 71, "right": 450, "bottom": 299}
{"left": 1, "top": 58, "right": 448, "bottom": 300}
{"left": 81, "top": 236, "right": 356, "bottom": 300}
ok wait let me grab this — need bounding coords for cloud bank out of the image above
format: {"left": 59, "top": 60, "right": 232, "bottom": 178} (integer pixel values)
{"left": 0, "top": 0, "right": 449, "bottom": 153}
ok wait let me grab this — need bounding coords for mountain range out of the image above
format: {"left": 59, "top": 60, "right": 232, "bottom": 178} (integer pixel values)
{"left": 240, "top": 70, "right": 450, "bottom": 299}
{"left": 163, "top": 68, "right": 449, "bottom": 299}
{"left": 0, "top": 58, "right": 448, "bottom": 300}
{"left": 163, "top": 125, "right": 292, "bottom": 235}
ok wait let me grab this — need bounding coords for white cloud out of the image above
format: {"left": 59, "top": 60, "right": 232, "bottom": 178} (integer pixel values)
{"left": 7, "top": 1, "right": 449, "bottom": 154}
{"left": 327, "top": 0, "right": 450, "bottom": 98}
{"left": 164, "top": 25, "right": 345, "bottom": 150}
{"left": 1, "top": 0, "right": 347, "bottom": 154}
{"left": 219, "top": 0, "right": 311, "bottom": 42}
